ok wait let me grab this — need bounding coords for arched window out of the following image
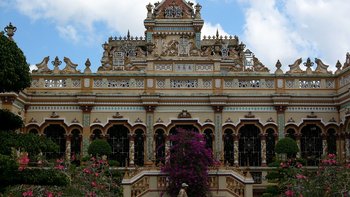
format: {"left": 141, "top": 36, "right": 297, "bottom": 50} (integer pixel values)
{"left": 44, "top": 124, "right": 66, "bottom": 159}
{"left": 239, "top": 124, "right": 261, "bottom": 166}
{"left": 28, "top": 128, "right": 39, "bottom": 134}
{"left": 266, "top": 129, "right": 276, "bottom": 164}
{"left": 107, "top": 125, "right": 129, "bottom": 167}
{"left": 327, "top": 129, "right": 337, "bottom": 155}
{"left": 134, "top": 129, "right": 144, "bottom": 166}
{"left": 155, "top": 129, "right": 165, "bottom": 165}
{"left": 223, "top": 129, "right": 234, "bottom": 166}
{"left": 286, "top": 129, "right": 296, "bottom": 140}
{"left": 204, "top": 129, "right": 213, "bottom": 150}
{"left": 91, "top": 129, "right": 102, "bottom": 141}
{"left": 301, "top": 125, "right": 322, "bottom": 166}
{"left": 71, "top": 129, "right": 81, "bottom": 158}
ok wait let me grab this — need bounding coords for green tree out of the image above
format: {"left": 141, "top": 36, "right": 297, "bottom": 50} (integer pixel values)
{"left": 0, "top": 109, "right": 23, "bottom": 131}
{"left": 0, "top": 32, "right": 31, "bottom": 93}
{"left": 275, "top": 137, "right": 299, "bottom": 159}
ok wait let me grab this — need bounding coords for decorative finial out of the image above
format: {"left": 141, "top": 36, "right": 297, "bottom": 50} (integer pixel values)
{"left": 52, "top": 56, "right": 62, "bottom": 74}
{"left": 127, "top": 30, "right": 130, "bottom": 40}
{"left": 84, "top": 58, "right": 92, "bottom": 74}
{"left": 276, "top": 60, "right": 282, "bottom": 69}
{"left": 335, "top": 60, "right": 342, "bottom": 74}
{"left": 4, "top": 22, "right": 17, "bottom": 40}
{"left": 216, "top": 29, "right": 219, "bottom": 39}
{"left": 303, "top": 58, "right": 314, "bottom": 68}
{"left": 195, "top": 3, "right": 202, "bottom": 19}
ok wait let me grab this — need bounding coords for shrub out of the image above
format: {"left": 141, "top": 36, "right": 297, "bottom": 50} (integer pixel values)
{"left": 0, "top": 109, "right": 23, "bottom": 131}
{"left": 0, "top": 132, "right": 58, "bottom": 159}
{"left": 275, "top": 137, "right": 299, "bottom": 158}
{"left": 88, "top": 139, "right": 112, "bottom": 157}
{"left": 109, "top": 160, "right": 120, "bottom": 167}
{"left": 0, "top": 154, "right": 18, "bottom": 192}
{"left": 2, "top": 168, "right": 70, "bottom": 186}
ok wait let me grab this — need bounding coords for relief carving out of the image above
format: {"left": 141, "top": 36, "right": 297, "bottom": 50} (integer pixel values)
{"left": 33, "top": 56, "right": 51, "bottom": 73}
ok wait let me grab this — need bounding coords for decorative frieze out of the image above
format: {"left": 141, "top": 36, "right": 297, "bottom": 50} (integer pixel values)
{"left": 27, "top": 106, "right": 81, "bottom": 111}
{"left": 224, "top": 107, "right": 274, "bottom": 112}
{"left": 154, "top": 64, "right": 213, "bottom": 72}
{"left": 286, "top": 107, "right": 337, "bottom": 112}
{"left": 224, "top": 79, "right": 274, "bottom": 89}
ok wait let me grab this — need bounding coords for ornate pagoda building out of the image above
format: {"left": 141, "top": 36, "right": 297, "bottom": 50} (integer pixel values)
{"left": 1, "top": 0, "right": 350, "bottom": 196}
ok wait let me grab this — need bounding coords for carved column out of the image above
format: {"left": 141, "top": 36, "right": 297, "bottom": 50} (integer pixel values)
{"left": 129, "top": 135, "right": 135, "bottom": 166}
{"left": 144, "top": 105, "right": 156, "bottom": 165}
{"left": 322, "top": 133, "right": 327, "bottom": 156}
{"left": 260, "top": 134, "right": 267, "bottom": 166}
{"left": 295, "top": 133, "right": 301, "bottom": 158}
{"left": 275, "top": 106, "right": 287, "bottom": 139}
{"left": 233, "top": 134, "right": 239, "bottom": 166}
{"left": 80, "top": 105, "right": 93, "bottom": 157}
{"left": 345, "top": 133, "right": 350, "bottom": 163}
{"left": 65, "top": 135, "right": 71, "bottom": 162}
{"left": 339, "top": 133, "right": 346, "bottom": 163}
{"left": 213, "top": 106, "right": 223, "bottom": 160}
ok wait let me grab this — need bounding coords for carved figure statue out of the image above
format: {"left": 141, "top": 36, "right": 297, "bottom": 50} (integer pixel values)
{"left": 200, "top": 46, "right": 212, "bottom": 57}
{"left": 287, "top": 58, "right": 303, "bottom": 73}
{"left": 344, "top": 52, "right": 350, "bottom": 68}
{"left": 33, "top": 56, "right": 51, "bottom": 73}
{"left": 314, "top": 58, "right": 331, "bottom": 74}
{"left": 252, "top": 56, "right": 269, "bottom": 72}
{"left": 62, "top": 57, "right": 79, "bottom": 74}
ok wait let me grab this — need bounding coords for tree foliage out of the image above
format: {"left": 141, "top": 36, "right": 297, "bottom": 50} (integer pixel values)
{"left": 88, "top": 139, "right": 112, "bottom": 157}
{"left": 275, "top": 137, "right": 299, "bottom": 158}
{"left": 0, "top": 34, "right": 31, "bottom": 92}
{"left": 161, "top": 129, "right": 216, "bottom": 197}
{"left": 0, "top": 109, "right": 23, "bottom": 131}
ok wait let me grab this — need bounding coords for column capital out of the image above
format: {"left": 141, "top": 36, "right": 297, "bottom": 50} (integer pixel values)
{"left": 259, "top": 133, "right": 266, "bottom": 140}
{"left": 144, "top": 105, "right": 156, "bottom": 112}
{"left": 212, "top": 105, "right": 224, "bottom": 113}
{"left": 80, "top": 105, "right": 93, "bottom": 113}
{"left": 274, "top": 105, "right": 287, "bottom": 112}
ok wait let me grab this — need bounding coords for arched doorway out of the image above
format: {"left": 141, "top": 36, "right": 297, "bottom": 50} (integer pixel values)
{"left": 204, "top": 129, "right": 213, "bottom": 150}
{"left": 286, "top": 129, "right": 296, "bottom": 140}
{"left": 223, "top": 129, "right": 234, "bottom": 166}
{"left": 301, "top": 124, "right": 322, "bottom": 166}
{"left": 44, "top": 124, "right": 66, "bottom": 159}
{"left": 266, "top": 128, "right": 276, "bottom": 165}
{"left": 28, "top": 128, "right": 39, "bottom": 134}
{"left": 134, "top": 129, "right": 145, "bottom": 166}
{"left": 239, "top": 124, "right": 261, "bottom": 166}
{"left": 327, "top": 128, "right": 337, "bottom": 155}
{"left": 71, "top": 129, "right": 82, "bottom": 159}
{"left": 91, "top": 129, "right": 102, "bottom": 141}
{"left": 107, "top": 125, "right": 129, "bottom": 167}
{"left": 155, "top": 129, "right": 165, "bottom": 165}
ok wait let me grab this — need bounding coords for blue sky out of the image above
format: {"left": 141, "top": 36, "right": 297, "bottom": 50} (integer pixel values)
{"left": 1, "top": 0, "right": 350, "bottom": 72}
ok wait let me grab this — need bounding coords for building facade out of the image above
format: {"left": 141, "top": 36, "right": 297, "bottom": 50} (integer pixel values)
{"left": 1, "top": 0, "right": 350, "bottom": 196}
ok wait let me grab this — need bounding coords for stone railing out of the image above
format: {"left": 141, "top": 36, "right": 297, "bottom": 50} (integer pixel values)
{"left": 121, "top": 167, "right": 254, "bottom": 197}
{"left": 28, "top": 74, "right": 348, "bottom": 93}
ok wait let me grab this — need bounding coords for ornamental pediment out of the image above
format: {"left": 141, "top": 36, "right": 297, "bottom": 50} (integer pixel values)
{"left": 152, "top": 0, "right": 194, "bottom": 19}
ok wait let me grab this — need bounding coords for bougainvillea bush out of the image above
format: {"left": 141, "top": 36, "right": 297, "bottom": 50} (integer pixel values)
{"left": 161, "top": 129, "right": 216, "bottom": 197}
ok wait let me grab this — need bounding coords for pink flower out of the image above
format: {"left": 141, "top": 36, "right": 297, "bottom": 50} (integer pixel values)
{"left": 22, "top": 190, "right": 33, "bottom": 197}
{"left": 285, "top": 189, "right": 294, "bottom": 197}
{"left": 95, "top": 172, "right": 99, "bottom": 177}
{"left": 54, "top": 164, "right": 65, "bottom": 170}
{"left": 296, "top": 162, "right": 303, "bottom": 168}
{"left": 46, "top": 191, "right": 54, "bottom": 197}
{"left": 91, "top": 181, "right": 97, "bottom": 187}
{"left": 296, "top": 174, "right": 307, "bottom": 179}
{"left": 83, "top": 168, "right": 91, "bottom": 174}
{"left": 328, "top": 153, "right": 336, "bottom": 159}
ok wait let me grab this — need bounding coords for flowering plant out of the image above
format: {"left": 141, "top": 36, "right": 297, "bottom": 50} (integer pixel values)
{"left": 161, "top": 129, "right": 216, "bottom": 197}
{"left": 266, "top": 154, "right": 350, "bottom": 196}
